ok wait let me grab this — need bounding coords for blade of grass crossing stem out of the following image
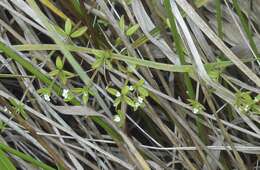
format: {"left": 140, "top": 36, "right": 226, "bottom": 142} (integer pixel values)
{"left": 216, "top": 0, "right": 236, "bottom": 123}
{"left": 164, "top": 0, "right": 195, "bottom": 99}
{"left": 164, "top": 0, "right": 207, "bottom": 143}
{"left": 0, "top": 149, "right": 16, "bottom": 170}
{"left": 0, "top": 143, "right": 55, "bottom": 170}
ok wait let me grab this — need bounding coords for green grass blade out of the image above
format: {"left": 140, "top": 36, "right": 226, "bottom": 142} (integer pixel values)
{"left": 164, "top": 0, "right": 195, "bottom": 99}
{"left": 0, "top": 143, "right": 55, "bottom": 170}
{"left": 216, "top": 0, "right": 223, "bottom": 39}
{"left": 0, "top": 149, "right": 16, "bottom": 170}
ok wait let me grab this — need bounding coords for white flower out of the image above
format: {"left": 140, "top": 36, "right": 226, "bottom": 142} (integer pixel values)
{"left": 83, "top": 92, "right": 88, "bottom": 96}
{"left": 244, "top": 105, "right": 250, "bottom": 112}
{"left": 115, "top": 91, "right": 121, "bottom": 97}
{"left": 113, "top": 115, "right": 121, "bottom": 122}
{"left": 193, "top": 108, "right": 199, "bottom": 114}
{"left": 137, "top": 96, "right": 143, "bottom": 104}
{"left": 43, "top": 94, "right": 50, "bottom": 101}
{"left": 129, "top": 86, "right": 134, "bottom": 91}
{"left": 3, "top": 106, "right": 11, "bottom": 114}
{"left": 62, "top": 89, "right": 69, "bottom": 99}
{"left": 3, "top": 106, "right": 8, "bottom": 112}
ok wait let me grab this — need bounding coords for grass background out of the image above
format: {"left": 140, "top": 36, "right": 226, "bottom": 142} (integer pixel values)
{"left": 0, "top": 0, "right": 259, "bottom": 169}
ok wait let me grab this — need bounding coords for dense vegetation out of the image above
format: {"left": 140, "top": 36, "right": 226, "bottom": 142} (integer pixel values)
{"left": 0, "top": 0, "right": 259, "bottom": 169}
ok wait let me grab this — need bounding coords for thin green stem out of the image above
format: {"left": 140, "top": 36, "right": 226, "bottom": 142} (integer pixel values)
{"left": 4, "top": 44, "right": 247, "bottom": 74}
{"left": 216, "top": 0, "right": 223, "bottom": 39}
{"left": 164, "top": 0, "right": 195, "bottom": 99}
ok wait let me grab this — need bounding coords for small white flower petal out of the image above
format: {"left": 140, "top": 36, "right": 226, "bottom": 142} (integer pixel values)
{"left": 115, "top": 92, "right": 121, "bottom": 97}
{"left": 137, "top": 96, "right": 143, "bottom": 104}
{"left": 193, "top": 108, "right": 199, "bottom": 114}
{"left": 244, "top": 105, "right": 250, "bottom": 112}
{"left": 129, "top": 86, "right": 134, "bottom": 91}
{"left": 3, "top": 106, "right": 8, "bottom": 112}
{"left": 62, "top": 89, "right": 69, "bottom": 99}
{"left": 44, "top": 94, "right": 50, "bottom": 101}
{"left": 113, "top": 115, "right": 121, "bottom": 123}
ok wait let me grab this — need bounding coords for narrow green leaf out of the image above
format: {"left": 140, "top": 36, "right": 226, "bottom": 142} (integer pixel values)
{"left": 121, "top": 86, "right": 129, "bottom": 95}
{"left": 70, "top": 26, "right": 88, "bottom": 38}
{"left": 48, "top": 69, "right": 59, "bottom": 77}
{"left": 65, "top": 18, "right": 72, "bottom": 35}
{"left": 134, "top": 79, "right": 145, "bottom": 87}
{"left": 115, "top": 37, "right": 122, "bottom": 46}
{"left": 124, "top": 97, "right": 135, "bottom": 107}
{"left": 82, "top": 92, "right": 89, "bottom": 105}
{"left": 119, "top": 15, "right": 125, "bottom": 32}
{"left": 138, "top": 87, "right": 149, "bottom": 97}
{"left": 0, "top": 143, "right": 55, "bottom": 170}
{"left": 71, "top": 88, "right": 83, "bottom": 93}
{"left": 126, "top": 24, "right": 139, "bottom": 36}
{"left": 113, "top": 98, "right": 121, "bottom": 107}
{"left": 56, "top": 56, "right": 63, "bottom": 70}
{"left": 92, "top": 59, "right": 103, "bottom": 69}
{"left": 92, "top": 50, "right": 105, "bottom": 58}
{"left": 106, "top": 88, "right": 120, "bottom": 96}
{"left": 63, "top": 70, "right": 75, "bottom": 78}
{"left": 0, "top": 121, "right": 6, "bottom": 132}
{"left": 0, "top": 149, "right": 16, "bottom": 170}
{"left": 37, "top": 87, "right": 49, "bottom": 95}
{"left": 59, "top": 72, "right": 67, "bottom": 85}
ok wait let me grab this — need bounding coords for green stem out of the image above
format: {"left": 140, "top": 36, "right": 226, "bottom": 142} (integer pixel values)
{"left": 216, "top": 0, "right": 223, "bottom": 39}
{"left": 164, "top": 0, "right": 195, "bottom": 99}
{"left": 4, "top": 44, "right": 246, "bottom": 74}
